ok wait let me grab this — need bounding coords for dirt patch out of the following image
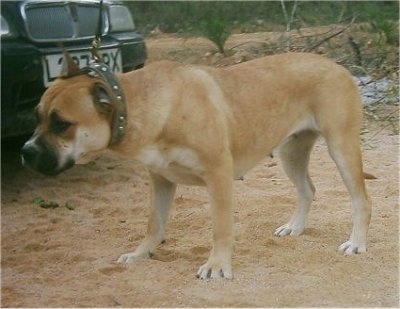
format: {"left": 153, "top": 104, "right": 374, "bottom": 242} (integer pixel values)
{"left": 1, "top": 32, "right": 399, "bottom": 307}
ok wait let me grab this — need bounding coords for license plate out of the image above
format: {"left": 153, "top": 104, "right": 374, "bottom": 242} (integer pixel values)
{"left": 42, "top": 48, "right": 122, "bottom": 87}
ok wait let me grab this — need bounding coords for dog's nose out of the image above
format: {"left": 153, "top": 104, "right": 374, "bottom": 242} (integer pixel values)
{"left": 21, "top": 141, "right": 45, "bottom": 172}
{"left": 21, "top": 142, "right": 38, "bottom": 166}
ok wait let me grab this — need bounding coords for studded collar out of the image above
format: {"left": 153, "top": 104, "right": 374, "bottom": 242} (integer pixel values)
{"left": 82, "top": 62, "right": 127, "bottom": 146}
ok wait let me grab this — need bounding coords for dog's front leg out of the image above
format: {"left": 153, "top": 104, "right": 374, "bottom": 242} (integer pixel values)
{"left": 117, "top": 172, "right": 177, "bottom": 263}
{"left": 197, "top": 159, "right": 234, "bottom": 280}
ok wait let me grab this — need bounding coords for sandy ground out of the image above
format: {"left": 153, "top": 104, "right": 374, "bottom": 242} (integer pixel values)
{"left": 1, "top": 33, "right": 399, "bottom": 307}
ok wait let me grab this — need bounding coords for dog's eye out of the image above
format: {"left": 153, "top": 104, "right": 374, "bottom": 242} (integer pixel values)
{"left": 50, "top": 112, "right": 72, "bottom": 134}
{"left": 53, "top": 119, "right": 72, "bottom": 134}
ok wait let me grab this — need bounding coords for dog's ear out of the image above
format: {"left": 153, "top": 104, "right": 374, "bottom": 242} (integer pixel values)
{"left": 60, "top": 49, "right": 81, "bottom": 77}
{"left": 92, "top": 83, "right": 114, "bottom": 116}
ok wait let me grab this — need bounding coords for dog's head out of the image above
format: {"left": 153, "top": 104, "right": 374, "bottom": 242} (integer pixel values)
{"left": 21, "top": 54, "right": 119, "bottom": 176}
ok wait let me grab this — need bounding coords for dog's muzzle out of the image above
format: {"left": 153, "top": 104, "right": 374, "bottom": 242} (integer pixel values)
{"left": 21, "top": 136, "right": 74, "bottom": 176}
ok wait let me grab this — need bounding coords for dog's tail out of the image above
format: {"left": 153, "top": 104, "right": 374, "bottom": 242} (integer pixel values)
{"left": 364, "top": 172, "right": 377, "bottom": 180}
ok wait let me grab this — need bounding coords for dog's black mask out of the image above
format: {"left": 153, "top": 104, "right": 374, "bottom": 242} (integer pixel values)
{"left": 21, "top": 135, "right": 74, "bottom": 176}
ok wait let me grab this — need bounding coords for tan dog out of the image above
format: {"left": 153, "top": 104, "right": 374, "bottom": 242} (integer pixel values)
{"left": 21, "top": 52, "right": 371, "bottom": 279}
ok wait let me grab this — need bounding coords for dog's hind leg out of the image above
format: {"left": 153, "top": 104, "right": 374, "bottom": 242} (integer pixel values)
{"left": 117, "top": 172, "right": 176, "bottom": 263}
{"left": 325, "top": 132, "right": 371, "bottom": 255}
{"left": 275, "top": 130, "right": 319, "bottom": 237}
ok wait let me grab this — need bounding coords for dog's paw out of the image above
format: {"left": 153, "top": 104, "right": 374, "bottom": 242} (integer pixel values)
{"left": 196, "top": 260, "right": 233, "bottom": 280}
{"left": 274, "top": 223, "right": 303, "bottom": 237}
{"left": 338, "top": 241, "right": 367, "bottom": 255}
{"left": 117, "top": 251, "right": 151, "bottom": 264}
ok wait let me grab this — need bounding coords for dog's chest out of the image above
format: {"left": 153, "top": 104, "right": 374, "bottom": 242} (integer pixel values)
{"left": 135, "top": 145, "right": 204, "bottom": 185}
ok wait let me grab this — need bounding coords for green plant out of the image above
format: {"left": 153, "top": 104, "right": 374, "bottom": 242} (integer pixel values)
{"left": 370, "top": 19, "right": 399, "bottom": 46}
{"left": 32, "top": 197, "right": 75, "bottom": 210}
{"left": 199, "top": 17, "right": 231, "bottom": 55}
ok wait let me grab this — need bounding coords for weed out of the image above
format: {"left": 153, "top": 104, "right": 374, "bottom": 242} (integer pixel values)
{"left": 32, "top": 197, "right": 75, "bottom": 210}
{"left": 199, "top": 17, "right": 231, "bottom": 55}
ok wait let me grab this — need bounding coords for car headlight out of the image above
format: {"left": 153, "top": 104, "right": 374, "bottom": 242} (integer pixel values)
{"left": 109, "top": 5, "right": 135, "bottom": 32}
{"left": 1, "top": 14, "right": 17, "bottom": 38}
{"left": 1, "top": 14, "right": 11, "bottom": 37}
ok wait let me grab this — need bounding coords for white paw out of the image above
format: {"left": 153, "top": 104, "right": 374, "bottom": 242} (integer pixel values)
{"left": 338, "top": 241, "right": 367, "bottom": 255}
{"left": 196, "top": 260, "right": 233, "bottom": 280}
{"left": 274, "top": 223, "right": 304, "bottom": 237}
{"left": 117, "top": 251, "right": 151, "bottom": 264}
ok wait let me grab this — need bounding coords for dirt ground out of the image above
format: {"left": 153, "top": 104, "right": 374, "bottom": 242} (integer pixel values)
{"left": 1, "top": 32, "right": 399, "bottom": 307}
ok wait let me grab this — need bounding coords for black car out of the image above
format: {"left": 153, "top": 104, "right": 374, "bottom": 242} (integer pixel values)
{"left": 1, "top": 0, "right": 147, "bottom": 138}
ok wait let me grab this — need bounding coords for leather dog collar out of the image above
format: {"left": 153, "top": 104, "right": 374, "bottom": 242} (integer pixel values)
{"left": 82, "top": 63, "right": 127, "bottom": 146}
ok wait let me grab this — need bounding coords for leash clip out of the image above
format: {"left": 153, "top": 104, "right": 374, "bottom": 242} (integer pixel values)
{"left": 90, "top": 0, "right": 103, "bottom": 62}
{"left": 90, "top": 36, "right": 102, "bottom": 62}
